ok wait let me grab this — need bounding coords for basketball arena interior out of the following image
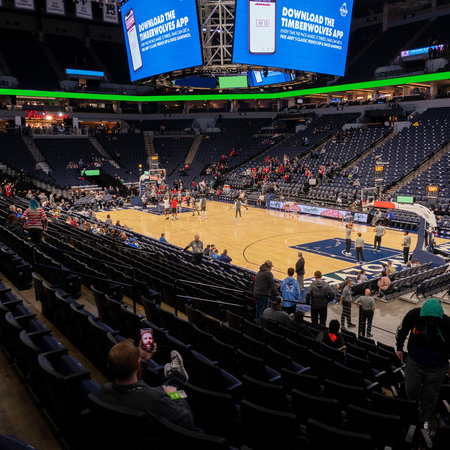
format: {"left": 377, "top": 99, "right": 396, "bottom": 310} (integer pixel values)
{"left": 2, "top": 0, "right": 450, "bottom": 448}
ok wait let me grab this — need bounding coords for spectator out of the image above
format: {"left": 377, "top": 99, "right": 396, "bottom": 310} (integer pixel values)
{"left": 306, "top": 270, "right": 335, "bottom": 326}
{"left": 105, "top": 214, "right": 113, "bottom": 229}
{"left": 182, "top": 234, "right": 204, "bottom": 265}
{"left": 6, "top": 214, "right": 25, "bottom": 237}
{"left": 295, "top": 251, "right": 305, "bottom": 293}
{"left": 253, "top": 260, "right": 279, "bottom": 324}
{"left": 261, "top": 297, "right": 292, "bottom": 328}
{"left": 386, "top": 260, "right": 396, "bottom": 275}
{"left": 288, "top": 311, "right": 314, "bottom": 337}
{"left": 356, "top": 269, "right": 368, "bottom": 283}
{"left": 202, "top": 244, "right": 212, "bottom": 259}
{"left": 317, "top": 319, "right": 346, "bottom": 352}
{"left": 340, "top": 278, "right": 355, "bottom": 330}
{"left": 219, "top": 249, "right": 232, "bottom": 263}
{"left": 372, "top": 208, "right": 382, "bottom": 226}
{"left": 377, "top": 271, "right": 391, "bottom": 297}
{"left": 212, "top": 248, "right": 220, "bottom": 260}
{"left": 98, "top": 339, "right": 194, "bottom": 430}
{"left": 280, "top": 268, "right": 300, "bottom": 314}
{"left": 356, "top": 288, "right": 376, "bottom": 337}
{"left": 396, "top": 299, "right": 450, "bottom": 431}
{"left": 21, "top": 199, "right": 48, "bottom": 244}
{"left": 386, "top": 209, "right": 393, "bottom": 227}
{"left": 412, "top": 258, "right": 420, "bottom": 267}
{"left": 159, "top": 233, "right": 168, "bottom": 243}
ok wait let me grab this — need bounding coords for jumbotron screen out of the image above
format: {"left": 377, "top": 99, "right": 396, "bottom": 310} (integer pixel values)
{"left": 232, "top": 0, "right": 354, "bottom": 76}
{"left": 121, "top": 0, "right": 203, "bottom": 81}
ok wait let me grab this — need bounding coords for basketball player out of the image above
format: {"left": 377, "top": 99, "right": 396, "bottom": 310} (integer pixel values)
{"left": 241, "top": 191, "right": 249, "bottom": 210}
{"left": 141, "top": 192, "right": 148, "bottom": 210}
{"left": 176, "top": 190, "right": 182, "bottom": 215}
{"left": 235, "top": 198, "right": 242, "bottom": 219}
{"left": 200, "top": 195, "right": 207, "bottom": 219}
{"left": 163, "top": 195, "right": 170, "bottom": 220}
{"left": 345, "top": 223, "right": 353, "bottom": 255}
{"left": 171, "top": 196, "right": 178, "bottom": 220}
{"left": 191, "top": 197, "right": 200, "bottom": 217}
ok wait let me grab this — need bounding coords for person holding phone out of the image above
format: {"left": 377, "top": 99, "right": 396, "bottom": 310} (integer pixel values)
{"left": 98, "top": 333, "right": 194, "bottom": 429}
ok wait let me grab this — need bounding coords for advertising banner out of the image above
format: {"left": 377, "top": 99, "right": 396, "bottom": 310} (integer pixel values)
{"left": 233, "top": 0, "right": 354, "bottom": 76}
{"left": 121, "top": 0, "right": 203, "bottom": 81}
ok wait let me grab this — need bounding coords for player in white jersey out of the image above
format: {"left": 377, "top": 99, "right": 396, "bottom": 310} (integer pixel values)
{"left": 163, "top": 196, "right": 170, "bottom": 220}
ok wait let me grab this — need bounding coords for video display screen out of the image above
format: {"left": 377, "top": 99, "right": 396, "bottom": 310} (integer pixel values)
{"left": 233, "top": 0, "right": 354, "bottom": 76}
{"left": 218, "top": 76, "right": 249, "bottom": 88}
{"left": 121, "top": 0, "right": 203, "bottom": 81}
{"left": 248, "top": 70, "right": 293, "bottom": 86}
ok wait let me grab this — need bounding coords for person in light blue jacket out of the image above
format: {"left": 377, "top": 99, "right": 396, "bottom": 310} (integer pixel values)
{"left": 281, "top": 268, "right": 300, "bottom": 315}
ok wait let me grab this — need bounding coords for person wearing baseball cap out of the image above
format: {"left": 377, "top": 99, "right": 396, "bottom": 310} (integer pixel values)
{"left": 396, "top": 298, "right": 450, "bottom": 431}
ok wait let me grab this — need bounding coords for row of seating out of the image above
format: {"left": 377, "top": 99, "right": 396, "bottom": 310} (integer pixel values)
{"left": 0, "top": 279, "right": 100, "bottom": 449}
{"left": 0, "top": 241, "right": 32, "bottom": 291}
{"left": 24, "top": 275, "right": 422, "bottom": 449}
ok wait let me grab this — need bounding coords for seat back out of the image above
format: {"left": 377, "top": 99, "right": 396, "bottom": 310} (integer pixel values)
{"left": 292, "top": 389, "right": 341, "bottom": 425}
{"left": 184, "top": 382, "right": 238, "bottom": 437}
{"left": 306, "top": 418, "right": 375, "bottom": 450}
{"left": 87, "top": 393, "right": 158, "bottom": 450}
{"left": 347, "top": 403, "right": 403, "bottom": 449}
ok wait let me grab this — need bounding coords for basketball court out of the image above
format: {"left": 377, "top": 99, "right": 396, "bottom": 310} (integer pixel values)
{"left": 96, "top": 200, "right": 448, "bottom": 284}
{"left": 95, "top": 200, "right": 450, "bottom": 344}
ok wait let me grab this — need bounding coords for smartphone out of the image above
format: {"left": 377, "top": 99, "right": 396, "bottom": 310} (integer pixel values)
{"left": 125, "top": 9, "right": 143, "bottom": 72}
{"left": 140, "top": 328, "right": 154, "bottom": 352}
{"left": 254, "top": 71, "right": 263, "bottom": 83}
{"left": 248, "top": 0, "right": 276, "bottom": 54}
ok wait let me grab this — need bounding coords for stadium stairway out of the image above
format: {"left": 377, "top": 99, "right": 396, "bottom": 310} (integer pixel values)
{"left": 39, "top": 40, "right": 65, "bottom": 83}
{"left": 144, "top": 134, "right": 155, "bottom": 157}
{"left": 185, "top": 134, "right": 203, "bottom": 166}
{"left": 21, "top": 136, "right": 51, "bottom": 174}
{"left": 340, "top": 127, "right": 396, "bottom": 170}
{"left": 387, "top": 139, "right": 450, "bottom": 195}
{"left": 88, "top": 136, "right": 117, "bottom": 163}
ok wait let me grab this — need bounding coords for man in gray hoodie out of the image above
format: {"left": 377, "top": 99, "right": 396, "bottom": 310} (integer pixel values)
{"left": 306, "top": 270, "right": 335, "bottom": 326}
{"left": 253, "top": 260, "right": 279, "bottom": 324}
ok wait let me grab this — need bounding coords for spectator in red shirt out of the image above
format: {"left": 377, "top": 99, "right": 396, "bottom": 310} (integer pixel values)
{"left": 21, "top": 199, "right": 48, "bottom": 244}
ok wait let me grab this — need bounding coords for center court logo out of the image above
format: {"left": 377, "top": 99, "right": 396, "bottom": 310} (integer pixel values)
{"left": 340, "top": 2, "right": 348, "bottom": 17}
